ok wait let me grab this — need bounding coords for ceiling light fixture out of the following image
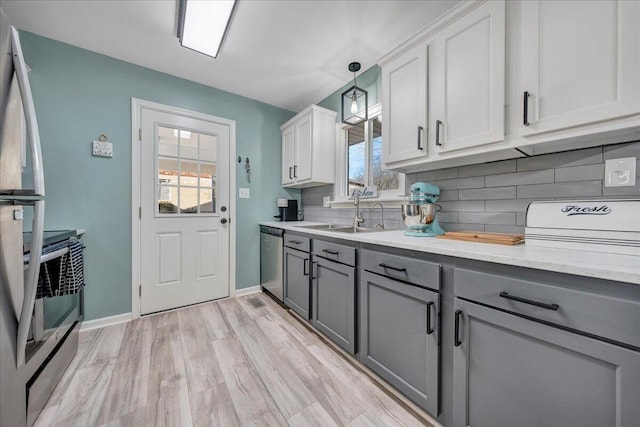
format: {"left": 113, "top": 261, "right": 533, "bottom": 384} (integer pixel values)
{"left": 177, "top": 0, "right": 237, "bottom": 58}
{"left": 341, "top": 62, "right": 368, "bottom": 125}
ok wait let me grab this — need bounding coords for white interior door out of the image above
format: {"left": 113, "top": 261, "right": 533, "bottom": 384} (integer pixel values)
{"left": 140, "top": 108, "right": 230, "bottom": 315}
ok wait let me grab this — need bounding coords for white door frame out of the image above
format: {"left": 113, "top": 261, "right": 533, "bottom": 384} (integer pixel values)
{"left": 130, "top": 98, "right": 237, "bottom": 320}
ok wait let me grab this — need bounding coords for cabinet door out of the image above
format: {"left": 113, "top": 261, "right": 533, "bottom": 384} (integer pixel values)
{"left": 295, "top": 113, "right": 313, "bottom": 183}
{"left": 452, "top": 298, "right": 640, "bottom": 427}
{"left": 360, "top": 271, "right": 439, "bottom": 416}
{"left": 382, "top": 42, "right": 429, "bottom": 165}
{"left": 519, "top": 0, "right": 640, "bottom": 136}
{"left": 282, "top": 125, "right": 295, "bottom": 185}
{"left": 431, "top": 0, "right": 505, "bottom": 152}
{"left": 283, "top": 248, "right": 310, "bottom": 319}
{"left": 312, "top": 257, "right": 356, "bottom": 354}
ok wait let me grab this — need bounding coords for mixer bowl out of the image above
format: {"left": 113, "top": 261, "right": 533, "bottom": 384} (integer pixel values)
{"left": 421, "top": 204, "right": 438, "bottom": 224}
{"left": 401, "top": 204, "right": 440, "bottom": 228}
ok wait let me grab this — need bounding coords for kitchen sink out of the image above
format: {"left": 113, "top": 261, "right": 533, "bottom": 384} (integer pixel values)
{"left": 327, "top": 226, "right": 384, "bottom": 234}
{"left": 294, "top": 224, "right": 336, "bottom": 230}
{"left": 294, "top": 224, "right": 387, "bottom": 233}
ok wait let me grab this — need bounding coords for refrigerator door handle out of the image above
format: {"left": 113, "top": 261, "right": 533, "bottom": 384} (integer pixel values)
{"left": 16, "top": 199, "right": 44, "bottom": 367}
{"left": 11, "top": 27, "right": 45, "bottom": 197}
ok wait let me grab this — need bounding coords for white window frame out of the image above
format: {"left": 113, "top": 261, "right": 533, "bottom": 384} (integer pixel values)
{"left": 333, "top": 103, "right": 405, "bottom": 206}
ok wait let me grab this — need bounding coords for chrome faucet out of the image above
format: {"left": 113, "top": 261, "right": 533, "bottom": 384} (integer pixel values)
{"left": 354, "top": 190, "right": 365, "bottom": 230}
{"left": 371, "top": 202, "right": 384, "bottom": 229}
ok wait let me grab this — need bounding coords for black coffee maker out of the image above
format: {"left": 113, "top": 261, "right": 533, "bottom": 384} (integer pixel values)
{"left": 274, "top": 198, "right": 298, "bottom": 221}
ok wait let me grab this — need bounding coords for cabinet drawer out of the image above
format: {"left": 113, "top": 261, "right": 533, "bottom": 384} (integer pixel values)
{"left": 454, "top": 268, "right": 640, "bottom": 348}
{"left": 313, "top": 240, "right": 356, "bottom": 267}
{"left": 361, "top": 249, "right": 441, "bottom": 291}
{"left": 284, "top": 234, "right": 310, "bottom": 252}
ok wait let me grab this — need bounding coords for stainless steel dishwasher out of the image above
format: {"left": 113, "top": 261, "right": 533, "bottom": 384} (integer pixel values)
{"left": 260, "top": 226, "right": 283, "bottom": 301}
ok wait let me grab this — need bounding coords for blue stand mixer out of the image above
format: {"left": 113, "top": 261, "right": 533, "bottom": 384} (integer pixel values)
{"left": 401, "top": 182, "right": 446, "bottom": 237}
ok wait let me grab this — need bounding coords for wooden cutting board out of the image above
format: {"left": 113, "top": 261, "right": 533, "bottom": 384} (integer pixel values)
{"left": 437, "top": 231, "right": 525, "bottom": 245}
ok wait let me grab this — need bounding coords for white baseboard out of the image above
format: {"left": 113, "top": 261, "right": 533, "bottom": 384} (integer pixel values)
{"left": 80, "top": 312, "right": 132, "bottom": 332}
{"left": 235, "top": 285, "right": 262, "bottom": 297}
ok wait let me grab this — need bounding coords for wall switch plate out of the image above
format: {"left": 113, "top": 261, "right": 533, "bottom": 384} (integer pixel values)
{"left": 604, "top": 157, "right": 636, "bottom": 187}
{"left": 92, "top": 140, "right": 113, "bottom": 158}
{"left": 239, "top": 188, "right": 250, "bottom": 199}
{"left": 323, "top": 196, "right": 331, "bottom": 207}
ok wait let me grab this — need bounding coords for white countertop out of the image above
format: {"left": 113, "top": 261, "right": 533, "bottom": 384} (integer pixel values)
{"left": 260, "top": 221, "right": 640, "bottom": 285}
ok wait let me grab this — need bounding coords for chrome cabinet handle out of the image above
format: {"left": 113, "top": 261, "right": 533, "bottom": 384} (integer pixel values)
{"left": 417, "top": 126, "right": 424, "bottom": 150}
{"left": 523, "top": 91, "right": 530, "bottom": 126}
{"left": 289, "top": 167, "right": 293, "bottom": 180}
{"left": 435, "top": 120, "right": 443, "bottom": 146}
{"left": 293, "top": 165, "right": 297, "bottom": 178}
{"left": 303, "top": 258, "right": 309, "bottom": 276}
{"left": 499, "top": 291, "right": 559, "bottom": 311}
{"left": 311, "top": 261, "right": 317, "bottom": 280}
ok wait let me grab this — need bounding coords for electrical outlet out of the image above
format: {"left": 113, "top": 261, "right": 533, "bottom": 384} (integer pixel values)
{"left": 604, "top": 157, "right": 636, "bottom": 187}
{"left": 239, "top": 188, "right": 250, "bottom": 199}
{"left": 92, "top": 140, "right": 113, "bottom": 158}
{"left": 323, "top": 196, "right": 330, "bottom": 207}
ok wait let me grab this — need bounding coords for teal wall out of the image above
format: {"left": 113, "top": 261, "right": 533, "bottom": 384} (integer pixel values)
{"left": 20, "top": 32, "right": 297, "bottom": 320}
{"left": 317, "top": 65, "right": 381, "bottom": 120}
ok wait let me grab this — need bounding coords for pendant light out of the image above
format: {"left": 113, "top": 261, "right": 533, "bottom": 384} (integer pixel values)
{"left": 341, "top": 62, "right": 368, "bottom": 125}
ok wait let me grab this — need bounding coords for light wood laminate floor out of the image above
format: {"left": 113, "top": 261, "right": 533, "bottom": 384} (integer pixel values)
{"left": 34, "top": 294, "right": 433, "bottom": 427}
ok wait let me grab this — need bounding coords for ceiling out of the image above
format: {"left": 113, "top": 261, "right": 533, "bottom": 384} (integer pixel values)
{"left": 1, "top": 0, "right": 459, "bottom": 112}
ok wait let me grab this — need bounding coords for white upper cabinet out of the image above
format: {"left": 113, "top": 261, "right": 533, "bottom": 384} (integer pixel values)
{"left": 281, "top": 105, "right": 336, "bottom": 188}
{"left": 382, "top": 43, "right": 429, "bottom": 164}
{"left": 519, "top": 0, "right": 640, "bottom": 137}
{"left": 378, "top": 0, "right": 640, "bottom": 173}
{"left": 294, "top": 113, "right": 313, "bottom": 182}
{"left": 431, "top": 0, "right": 505, "bottom": 153}
{"left": 282, "top": 126, "right": 295, "bottom": 185}
{"left": 381, "top": 0, "right": 508, "bottom": 172}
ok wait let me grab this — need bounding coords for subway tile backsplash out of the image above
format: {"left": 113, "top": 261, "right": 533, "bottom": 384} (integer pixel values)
{"left": 301, "top": 141, "right": 640, "bottom": 234}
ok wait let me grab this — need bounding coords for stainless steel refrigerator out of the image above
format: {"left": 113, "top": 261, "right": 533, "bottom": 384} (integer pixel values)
{"left": 1, "top": 10, "right": 82, "bottom": 426}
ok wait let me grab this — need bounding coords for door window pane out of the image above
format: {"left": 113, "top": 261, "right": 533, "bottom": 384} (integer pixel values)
{"left": 179, "top": 187, "right": 199, "bottom": 214}
{"left": 200, "top": 189, "right": 215, "bottom": 213}
{"left": 158, "top": 157, "right": 179, "bottom": 186}
{"left": 200, "top": 134, "right": 217, "bottom": 162}
{"left": 200, "top": 162, "right": 216, "bottom": 191}
{"left": 158, "top": 126, "right": 179, "bottom": 157}
{"left": 156, "top": 126, "right": 218, "bottom": 215}
{"left": 180, "top": 130, "right": 198, "bottom": 160}
{"left": 158, "top": 185, "right": 178, "bottom": 214}
{"left": 179, "top": 159, "right": 199, "bottom": 186}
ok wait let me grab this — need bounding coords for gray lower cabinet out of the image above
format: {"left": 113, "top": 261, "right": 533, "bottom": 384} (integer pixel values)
{"left": 312, "top": 256, "right": 356, "bottom": 354}
{"left": 452, "top": 297, "right": 640, "bottom": 427}
{"left": 360, "top": 271, "right": 439, "bottom": 416}
{"left": 283, "top": 247, "right": 310, "bottom": 319}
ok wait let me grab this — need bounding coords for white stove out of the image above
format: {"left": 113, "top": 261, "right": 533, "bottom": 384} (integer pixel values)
{"left": 525, "top": 199, "right": 640, "bottom": 256}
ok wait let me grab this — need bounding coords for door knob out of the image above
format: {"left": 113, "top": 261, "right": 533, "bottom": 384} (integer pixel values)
{"left": 221, "top": 218, "right": 228, "bottom": 224}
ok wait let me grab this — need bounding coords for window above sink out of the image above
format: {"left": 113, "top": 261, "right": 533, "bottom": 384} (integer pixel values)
{"left": 333, "top": 103, "right": 405, "bottom": 206}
